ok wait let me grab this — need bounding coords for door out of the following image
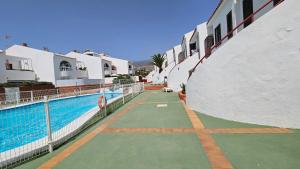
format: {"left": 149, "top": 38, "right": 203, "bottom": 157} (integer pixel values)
{"left": 243, "top": 0, "right": 253, "bottom": 28}
{"left": 214, "top": 24, "right": 222, "bottom": 46}
{"left": 226, "top": 11, "right": 233, "bottom": 39}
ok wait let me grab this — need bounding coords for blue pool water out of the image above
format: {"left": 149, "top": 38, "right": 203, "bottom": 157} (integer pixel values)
{"left": 0, "top": 92, "right": 121, "bottom": 153}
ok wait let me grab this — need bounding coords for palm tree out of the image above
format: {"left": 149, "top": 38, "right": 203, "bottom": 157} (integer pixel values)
{"left": 151, "top": 54, "right": 165, "bottom": 73}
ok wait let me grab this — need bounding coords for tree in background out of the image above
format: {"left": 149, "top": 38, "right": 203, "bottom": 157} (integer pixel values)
{"left": 151, "top": 54, "right": 165, "bottom": 73}
{"left": 135, "top": 68, "right": 150, "bottom": 77}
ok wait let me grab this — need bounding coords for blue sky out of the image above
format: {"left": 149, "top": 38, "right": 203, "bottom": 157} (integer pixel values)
{"left": 0, "top": 0, "right": 219, "bottom": 61}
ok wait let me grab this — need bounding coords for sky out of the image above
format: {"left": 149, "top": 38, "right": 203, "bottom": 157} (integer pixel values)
{"left": 0, "top": 0, "right": 219, "bottom": 61}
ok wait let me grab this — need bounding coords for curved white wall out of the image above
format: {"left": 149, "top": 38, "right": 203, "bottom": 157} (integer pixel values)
{"left": 187, "top": 0, "right": 300, "bottom": 129}
{"left": 168, "top": 53, "right": 199, "bottom": 92}
{"left": 159, "top": 62, "right": 175, "bottom": 84}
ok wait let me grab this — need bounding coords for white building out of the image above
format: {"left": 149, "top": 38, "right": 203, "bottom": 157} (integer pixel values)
{"left": 168, "top": 23, "right": 207, "bottom": 92}
{"left": 173, "top": 45, "right": 183, "bottom": 65}
{"left": 66, "top": 51, "right": 104, "bottom": 80}
{"left": 0, "top": 51, "right": 36, "bottom": 83}
{"left": 180, "top": 31, "right": 194, "bottom": 63}
{"left": 158, "top": 49, "right": 176, "bottom": 84}
{"left": 83, "top": 51, "right": 134, "bottom": 76}
{"left": 187, "top": 0, "right": 300, "bottom": 128}
{"left": 205, "top": 0, "right": 282, "bottom": 55}
{"left": 5, "top": 45, "right": 101, "bottom": 87}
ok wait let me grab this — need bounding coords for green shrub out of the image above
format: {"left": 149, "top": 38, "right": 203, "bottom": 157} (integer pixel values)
{"left": 112, "top": 75, "right": 134, "bottom": 84}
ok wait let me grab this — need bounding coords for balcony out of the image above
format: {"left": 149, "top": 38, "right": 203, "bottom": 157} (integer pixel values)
{"left": 76, "top": 70, "right": 88, "bottom": 79}
{"left": 5, "top": 69, "right": 36, "bottom": 82}
{"left": 104, "top": 69, "right": 111, "bottom": 77}
{"left": 60, "top": 70, "right": 71, "bottom": 79}
{"left": 111, "top": 70, "right": 117, "bottom": 75}
{"left": 4, "top": 58, "right": 36, "bottom": 82}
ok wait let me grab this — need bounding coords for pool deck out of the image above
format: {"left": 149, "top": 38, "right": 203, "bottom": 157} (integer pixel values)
{"left": 16, "top": 91, "right": 300, "bottom": 169}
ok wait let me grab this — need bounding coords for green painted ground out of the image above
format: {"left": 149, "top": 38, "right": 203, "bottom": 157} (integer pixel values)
{"left": 15, "top": 91, "right": 300, "bottom": 169}
{"left": 56, "top": 133, "right": 211, "bottom": 169}
{"left": 213, "top": 133, "right": 300, "bottom": 169}
{"left": 196, "top": 112, "right": 271, "bottom": 128}
{"left": 110, "top": 102, "right": 192, "bottom": 128}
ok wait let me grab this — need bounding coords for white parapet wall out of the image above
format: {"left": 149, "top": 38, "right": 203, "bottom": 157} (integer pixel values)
{"left": 187, "top": 0, "right": 300, "bottom": 129}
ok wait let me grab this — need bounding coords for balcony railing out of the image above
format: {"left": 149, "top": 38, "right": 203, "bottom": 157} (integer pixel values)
{"left": 76, "top": 69, "right": 88, "bottom": 79}
{"left": 111, "top": 69, "right": 117, "bottom": 75}
{"left": 60, "top": 70, "right": 71, "bottom": 79}
{"left": 104, "top": 69, "right": 111, "bottom": 76}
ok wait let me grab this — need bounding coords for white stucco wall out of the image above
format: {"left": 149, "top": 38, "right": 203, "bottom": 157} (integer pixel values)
{"left": 101, "top": 55, "right": 129, "bottom": 75}
{"left": 173, "top": 45, "right": 182, "bottom": 64}
{"left": 158, "top": 49, "right": 176, "bottom": 83}
{"left": 151, "top": 67, "right": 161, "bottom": 84}
{"left": 165, "top": 49, "right": 175, "bottom": 65}
{"left": 187, "top": 0, "right": 300, "bottom": 128}
{"left": 146, "top": 70, "right": 155, "bottom": 82}
{"left": 168, "top": 24, "right": 207, "bottom": 92}
{"left": 197, "top": 23, "right": 208, "bottom": 58}
{"left": 168, "top": 52, "right": 200, "bottom": 92}
{"left": 181, "top": 31, "right": 194, "bottom": 59}
{"left": 66, "top": 52, "right": 104, "bottom": 79}
{"left": 6, "top": 45, "right": 56, "bottom": 84}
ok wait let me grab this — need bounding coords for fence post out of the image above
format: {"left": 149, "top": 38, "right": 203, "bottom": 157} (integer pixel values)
{"left": 122, "top": 84, "right": 125, "bottom": 104}
{"left": 56, "top": 88, "right": 59, "bottom": 98}
{"left": 131, "top": 84, "right": 134, "bottom": 98}
{"left": 142, "top": 82, "right": 145, "bottom": 92}
{"left": 30, "top": 91, "right": 34, "bottom": 102}
{"left": 16, "top": 92, "right": 19, "bottom": 104}
{"left": 44, "top": 96, "right": 53, "bottom": 153}
{"left": 103, "top": 88, "right": 107, "bottom": 116}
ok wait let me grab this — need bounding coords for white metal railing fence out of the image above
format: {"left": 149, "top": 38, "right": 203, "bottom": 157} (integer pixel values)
{"left": 0, "top": 86, "right": 102, "bottom": 109}
{"left": 0, "top": 82, "right": 144, "bottom": 169}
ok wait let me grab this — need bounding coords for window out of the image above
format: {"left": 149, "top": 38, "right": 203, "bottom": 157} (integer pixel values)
{"left": 173, "top": 49, "right": 176, "bottom": 63}
{"left": 112, "top": 65, "right": 117, "bottom": 71}
{"left": 227, "top": 11, "right": 233, "bottom": 39}
{"left": 5, "top": 60, "right": 13, "bottom": 70}
{"left": 273, "top": 0, "right": 281, "bottom": 6}
{"left": 204, "top": 35, "right": 214, "bottom": 56}
{"left": 128, "top": 65, "right": 132, "bottom": 70}
{"left": 214, "top": 24, "right": 222, "bottom": 46}
{"left": 243, "top": 0, "right": 253, "bottom": 28}
{"left": 104, "top": 63, "right": 110, "bottom": 70}
{"left": 189, "top": 42, "right": 197, "bottom": 56}
{"left": 59, "top": 61, "right": 72, "bottom": 71}
{"left": 178, "top": 52, "right": 185, "bottom": 64}
{"left": 165, "top": 61, "right": 168, "bottom": 68}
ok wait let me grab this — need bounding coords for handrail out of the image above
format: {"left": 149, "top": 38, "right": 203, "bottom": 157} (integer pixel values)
{"left": 188, "top": 0, "right": 284, "bottom": 78}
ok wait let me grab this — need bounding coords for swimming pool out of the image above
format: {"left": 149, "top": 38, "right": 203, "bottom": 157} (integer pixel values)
{"left": 0, "top": 92, "right": 121, "bottom": 153}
